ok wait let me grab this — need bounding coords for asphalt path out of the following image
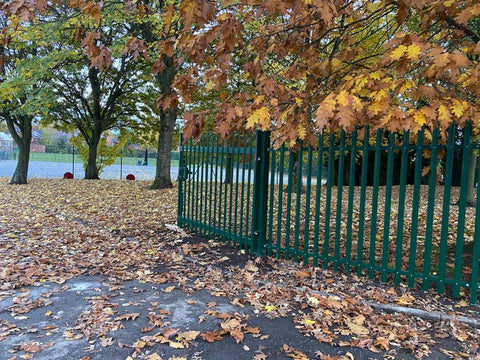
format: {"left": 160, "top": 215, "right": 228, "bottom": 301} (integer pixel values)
{"left": 0, "top": 234, "right": 464, "bottom": 360}
{"left": 0, "top": 274, "right": 347, "bottom": 360}
{"left": 0, "top": 160, "right": 179, "bottom": 181}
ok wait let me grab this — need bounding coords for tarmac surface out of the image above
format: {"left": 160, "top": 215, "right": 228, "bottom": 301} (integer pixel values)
{"left": 0, "top": 160, "right": 179, "bottom": 181}
{"left": 0, "top": 233, "right": 474, "bottom": 360}
{"left": 1, "top": 274, "right": 362, "bottom": 360}
{"left": 0, "top": 237, "right": 381, "bottom": 360}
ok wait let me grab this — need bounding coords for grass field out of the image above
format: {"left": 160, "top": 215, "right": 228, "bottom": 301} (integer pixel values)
{"left": 28, "top": 152, "right": 179, "bottom": 167}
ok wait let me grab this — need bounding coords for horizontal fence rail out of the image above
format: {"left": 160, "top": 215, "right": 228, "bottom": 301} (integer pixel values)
{"left": 177, "top": 124, "right": 480, "bottom": 304}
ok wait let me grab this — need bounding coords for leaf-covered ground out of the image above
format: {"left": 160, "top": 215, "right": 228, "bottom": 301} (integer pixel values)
{"left": 184, "top": 181, "right": 478, "bottom": 281}
{"left": 0, "top": 178, "right": 479, "bottom": 360}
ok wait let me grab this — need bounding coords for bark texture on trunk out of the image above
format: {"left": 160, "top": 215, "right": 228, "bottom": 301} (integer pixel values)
{"left": 84, "top": 68, "right": 102, "bottom": 180}
{"left": 6, "top": 115, "right": 32, "bottom": 185}
{"left": 85, "top": 133, "right": 100, "bottom": 179}
{"left": 10, "top": 135, "right": 31, "bottom": 184}
{"left": 151, "top": 108, "right": 176, "bottom": 189}
{"left": 225, "top": 154, "right": 234, "bottom": 184}
{"left": 151, "top": 54, "right": 177, "bottom": 190}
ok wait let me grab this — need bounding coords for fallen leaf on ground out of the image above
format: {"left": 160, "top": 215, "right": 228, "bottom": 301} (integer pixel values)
{"left": 201, "top": 331, "right": 224, "bottom": 342}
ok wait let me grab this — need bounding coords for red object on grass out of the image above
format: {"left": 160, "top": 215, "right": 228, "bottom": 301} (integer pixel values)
{"left": 126, "top": 174, "right": 135, "bottom": 181}
{"left": 63, "top": 172, "right": 74, "bottom": 179}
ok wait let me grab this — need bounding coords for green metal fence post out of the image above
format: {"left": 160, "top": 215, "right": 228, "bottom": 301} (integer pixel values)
{"left": 239, "top": 136, "right": 248, "bottom": 249}
{"left": 324, "top": 134, "right": 336, "bottom": 268}
{"left": 356, "top": 126, "right": 370, "bottom": 276}
{"left": 199, "top": 134, "right": 206, "bottom": 235}
{"left": 267, "top": 147, "right": 277, "bottom": 256}
{"left": 394, "top": 130, "right": 409, "bottom": 285}
{"left": 276, "top": 145, "right": 286, "bottom": 258}
{"left": 303, "top": 145, "right": 314, "bottom": 265}
{"left": 369, "top": 129, "right": 383, "bottom": 279}
{"left": 438, "top": 125, "right": 455, "bottom": 294}
{"left": 408, "top": 128, "right": 424, "bottom": 287}
{"left": 381, "top": 132, "right": 395, "bottom": 282}
{"left": 453, "top": 121, "right": 472, "bottom": 298}
{"left": 334, "top": 130, "right": 346, "bottom": 271}
{"left": 471, "top": 149, "right": 480, "bottom": 304}
{"left": 422, "top": 127, "right": 439, "bottom": 291}
{"left": 233, "top": 133, "right": 242, "bottom": 247}
{"left": 207, "top": 133, "right": 215, "bottom": 236}
{"left": 193, "top": 135, "right": 200, "bottom": 230}
{"left": 177, "top": 133, "right": 185, "bottom": 227}
{"left": 345, "top": 129, "right": 358, "bottom": 274}
{"left": 245, "top": 134, "right": 255, "bottom": 249}
{"left": 227, "top": 136, "right": 235, "bottom": 246}
{"left": 313, "top": 131, "right": 325, "bottom": 267}
{"left": 186, "top": 137, "right": 193, "bottom": 228}
{"left": 294, "top": 142, "right": 304, "bottom": 263}
{"left": 252, "top": 131, "right": 270, "bottom": 257}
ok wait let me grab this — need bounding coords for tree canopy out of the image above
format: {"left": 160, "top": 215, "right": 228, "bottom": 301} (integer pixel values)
{"left": 176, "top": 0, "right": 480, "bottom": 147}
{"left": 2, "top": 0, "right": 479, "bottom": 150}
{"left": 0, "top": 13, "right": 48, "bottom": 183}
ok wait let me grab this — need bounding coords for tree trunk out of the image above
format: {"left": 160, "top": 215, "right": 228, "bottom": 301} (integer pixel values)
{"left": 466, "top": 151, "right": 477, "bottom": 207}
{"left": 6, "top": 115, "right": 32, "bottom": 185}
{"left": 225, "top": 137, "right": 234, "bottom": 184}
{"left": 10, "top": 132, "right": 31, "bottom": 185}
{"left": 225, "top": 154, "right": 234, "bottom": 184}
{"left": 151, "top": 108, "right": 176, "bottom": 189}
{"left": 291, "top": 151, "right": 302, "bottom": 192}
{"left": 85, "top": 133, "right": 101, "bottom": 179}
{"left": 151, "top": 54, "right": 177, "bottom": 190}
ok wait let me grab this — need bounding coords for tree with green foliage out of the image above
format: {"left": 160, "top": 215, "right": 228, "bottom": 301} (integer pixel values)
{"left": 70, "top": 130, "right": 129, "bottom": 175}
{"left": 35, "top": 4, "right": 152, "bottom": 179}
{"left": 0, "top": 15, "right": 49, "bottom": 184}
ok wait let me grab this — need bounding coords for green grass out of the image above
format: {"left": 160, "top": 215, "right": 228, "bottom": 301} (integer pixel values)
{"left": 29, "top": 152, "right": 83, "bottom": 163}
{"left": 28, "top": 152, "right": 179, "bottom": 167}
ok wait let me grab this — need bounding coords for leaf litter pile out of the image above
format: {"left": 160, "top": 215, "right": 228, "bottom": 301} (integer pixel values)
{"left": 0, "top": 178, "right": 479, "bottom": 360}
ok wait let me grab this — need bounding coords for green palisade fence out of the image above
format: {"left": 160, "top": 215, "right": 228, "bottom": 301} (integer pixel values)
{"left": 177, "top": 124, "right": 480, "bottom": 304}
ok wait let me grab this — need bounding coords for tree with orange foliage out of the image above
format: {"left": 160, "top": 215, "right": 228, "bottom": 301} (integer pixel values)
{"left": 174, "top": 1, "right": 479, "bottom": 148}
{"left": 2, "top": 0, "right": 479, "bottom": 173}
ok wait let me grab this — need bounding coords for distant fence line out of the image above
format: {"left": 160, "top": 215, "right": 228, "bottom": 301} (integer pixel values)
{"left": 0, "top": 147, "right": 180, "bottom": 166}
{"left": 177, "top": 123, "right": 480, "bottom": 305}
